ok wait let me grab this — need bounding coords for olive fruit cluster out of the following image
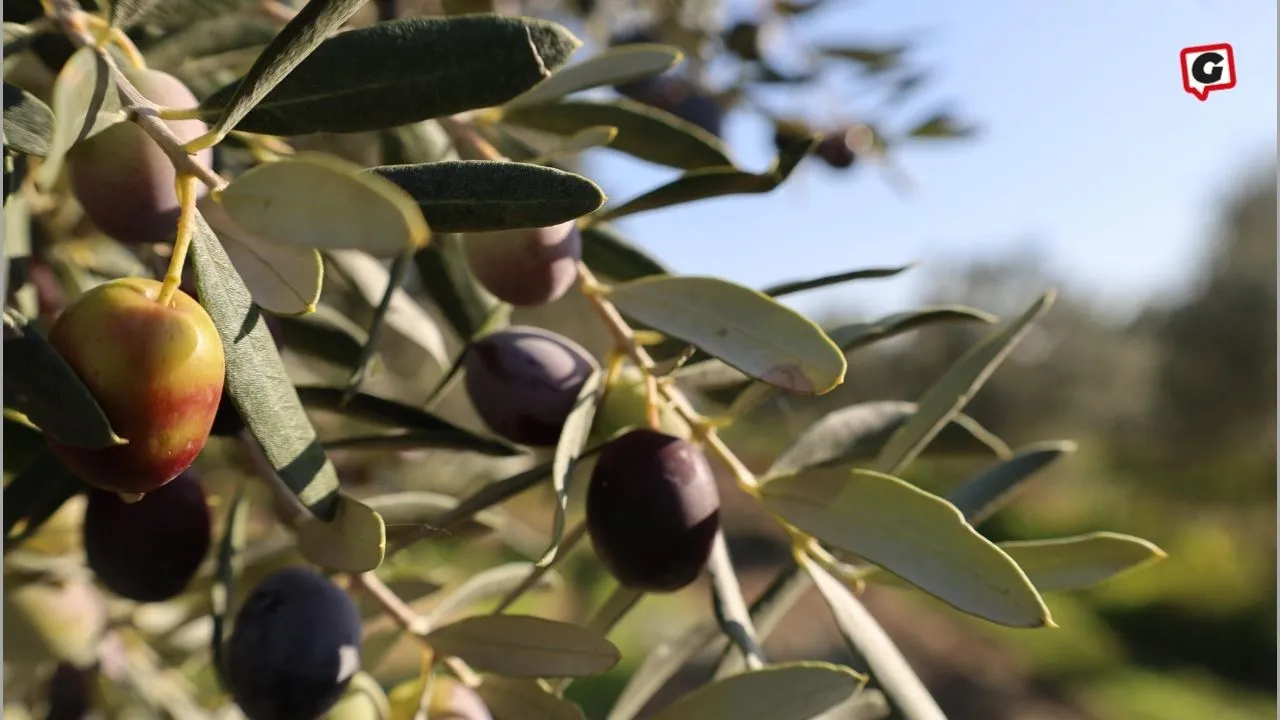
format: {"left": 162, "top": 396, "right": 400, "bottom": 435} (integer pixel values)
{"left": 82, "top": 470, "right": 212, "bottom": 603}
{"left": 463, "top": 325, "right": 719, "bottom": 591}
{"left": 67, "top": 69, "right": 212, "bottom": 247}
{"left": 46, "top": 277, "right": 225, "bottom": 495}
{"left": 225, "top": 567, "right": 363, "bottom": 720}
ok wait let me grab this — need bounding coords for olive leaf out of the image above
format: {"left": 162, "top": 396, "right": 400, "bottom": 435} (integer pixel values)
{"left": 476, "top": 677, "right": 586, "bottom": 720}
{"left": 198, "top": 197, "right": 323, "bottom": 317}
{"left": 606, "top": 275, "right": 846, "bottom": 395}
{"left": 873, "top": 291, "right": 1055, "bottom": 476}
{"left": 295, "top": 386, "right": 522, "bottom": 457}
{"left": 202, "top": 0, "right": 372, "bottom": 143}
{"left": 817, "top": 44, "right": 908, "bottom": 73}
{"left": 580, "top": 224, "right": 670, "bottom": 282}
{"left": 277, "top": 309, "right": 372, "bottom": 376}
{"left": 540, "top": 367, "right": 604, "bottom": 567}
{"left": 425, "top": 562, "right": 559, "bottom": 626}
{"left": 424, "top": 615, "right": 620, "bottom": 678}
{"left": 209, "top": 482, "right": 249, "bottom": 691}
{"left": 219, "top": 153, "right": 430, "bottom": 257}
{"left": 907, "top": 110, "right": 977, "bottom": 139}
{"left": 799, "top": 555, "right": 947, "bottom": 720}
{"left": 650, "top": 661, "right": 863, "bottom": 720}
{"left": 502, "top": 98, "right": 731, "bottom": 171}
{"left": 3, "top": 82, "right": 54, "bottom": 157}
{"left": 828, "top": 305, "right": 999, "bottom": 355}
{"left": 761, "top": 264, "right": 914, "bottom": 298}
{"left": 326, "top": 248, "right": 448, "bottom": 372}
{"left": 762, "top": 467, "right": 1053, "bottom": 628}
{"left": 369, "top": 161, "right": 606, "bottom": 233}
{"left": 294, "top": 492, "right": 387, "bottom": 574}
{"left": 3, "top": 450, "right": 84, "bottom": 553}
{"left": 765, "top": 401, "right": 1009, "bottom": 480}
{"left": 201, "top": 15, "right": 582, "bottom": 135}
{"left": 412, "top": 235, "right": 502, "bottom": 342}
{"left": 595, "top": 134, "right": 818, "bottom": 221}
{"left": 947, "top": 440, "right": 1077, "bottom": 526}
{"left": 34, "top": 45, "right": 124, "bottom": 191}
{"left": 363, "top": 491, "right": 508, "bottom": 550}
{"left": 504, "top": 44, "right": 684, "bottom": 109}
{"left": 143, "top": 14, "right": 279, "bottom": 71}
{"left": 2, "top": 309, "right": 123, "bottom": 449}
{"left": 189, "top": 210, "right": 343, "bottom": 522}
{"left": 867, "top": 532, "right": 1167, "bottom": 594}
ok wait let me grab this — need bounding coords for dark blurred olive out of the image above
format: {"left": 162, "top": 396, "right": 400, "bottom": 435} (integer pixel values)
{"left": 463, "top": 326, "right": 597, "bottom": 447}
{"left": 226, "top": 568, "right": 363, "bottom": 720}
{"left": 46, "top": 662, "right": 93, "bottom": 720}
{"left": 815, "top": 129, "right": 858, "bottom": 169}
{"left": 725, "top": 21, "right": 763, "bottom": 61}
{"left": 586, "top": 428, "right": 720, "bottom": 592}
{"left": 83, "top": 471, "right": 212, "bottom": 603}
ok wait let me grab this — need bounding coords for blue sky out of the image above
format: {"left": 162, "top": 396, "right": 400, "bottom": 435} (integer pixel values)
{"left": 581, "top": 0, "right": 1277, "bottom": 322}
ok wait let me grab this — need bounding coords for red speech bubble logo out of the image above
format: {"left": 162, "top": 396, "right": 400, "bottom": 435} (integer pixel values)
{"left": 1181, "top": 43, "right": 1236, "bottom": 101}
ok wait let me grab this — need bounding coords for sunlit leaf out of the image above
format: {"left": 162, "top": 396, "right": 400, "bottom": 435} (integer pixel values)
{"left": 294, "top": 492, "right": 386, "bottom": 573}
{"left": 762, "top": 467, "right": 1053, "bottom": 627}
{"left": 947, "top": 441, "right": 1076, "bottom": 525}
{"left": 3, "top": 82, "right": 54, "bottom": 157}
{"left": 198, "top": 197, "right": 323, "bottom": 316}
{"left": 502, "top": 98, "right": 730, "bottom": 171}
{"left": 506, "top": 44, "right": 684, "bottom": 109}
{"left": 219, "top": 153, "right": 429, "bottom": 257}
{"left": 34, "top": 46, "right": 124, "bottom": 191}
{"left": 607, "top": 275, "right": 846, "bottom": 394}
{"left": 424, "top": 615, "right": 620, "bottom": 678}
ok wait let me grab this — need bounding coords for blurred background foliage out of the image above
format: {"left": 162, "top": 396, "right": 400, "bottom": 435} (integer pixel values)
{"left": 2, "top": 0, "right": 1274, "bottom": 717}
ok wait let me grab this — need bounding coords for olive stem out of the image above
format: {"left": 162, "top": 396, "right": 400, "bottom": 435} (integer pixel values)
{"left": 352, "top": 571, "right": 484, "bottom": 687}
{"left": 47, "top": 0, "right": 227, "bottom": 192}
{"left": 156, "top": 174, "right": 198, "bottom": 306}
{"left": 574, "top": 262, "right": 760, "bottom": 495}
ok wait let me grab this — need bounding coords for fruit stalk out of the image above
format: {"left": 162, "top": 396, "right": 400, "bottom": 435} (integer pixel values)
{"left": 157, "top": 174, "right": 199, "bottom": 306}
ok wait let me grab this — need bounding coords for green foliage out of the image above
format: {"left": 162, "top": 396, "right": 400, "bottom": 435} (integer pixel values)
{"left": 1, "top": 1, "right": 1175, "bottom": 719}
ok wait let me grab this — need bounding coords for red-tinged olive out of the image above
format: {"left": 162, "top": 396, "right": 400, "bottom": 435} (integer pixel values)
{"left": 586, "top": 428, "right": 720, "bottom": 592}
{"left": 82, "top": 471, "right": 212, "bottom": 603}
{"left": 463, "top": 326, "right": 597, "bottom": 447}
{"left": 463, "top": 221, "right": 581, "bottom": 307}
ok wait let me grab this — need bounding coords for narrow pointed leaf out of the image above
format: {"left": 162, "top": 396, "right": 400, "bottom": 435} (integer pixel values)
{"left": 761, "top": 264, "right": 913, "bottom": 298}
{"left": 412, "top": 235, "right": 501, "bottom": 342}
{"left": 762, "top": 468, "right": 1052, "bottom": 627}
{"left": 650, "top": 662, "right": 862, "bottom": 720}
{"left": 799, "top": 555, "right": 947, "bottom": 720}
{"left": 948, "top": 441, "right": 1076, "bottom": 526}
{"left": 580, "top": 224, "right": 669, "bottom": 282}
{"left": 817, "top": 44, "right": 907, "bottom": 73}
{"left": 34, "top": 46, "right": 123, "bottom": 191}
{"left": 506, "top": 44, "right": 684, "bottom": 109}
{"left": 907, "top": 110, "right": 976, "bottom": 140}
{"left": 596, "top": 135, "right": 817, "bottom": 221}
{"left": 766, "top": 401, "right": 1007, "bottom": 480}
{"left": 529, "top": 125, "right": 619, "bottom": 161}
{"left": 425, "top": 562, "right": 558, "bottom": 625}
{"left": 219, "top": 153, "right": 430, "bottom": 257}
{"left": 3, "top": 450, "right": 84, "bottom": 551}
{"left": 189, "top": 210, "right": 343, "bottom": 521}
{"left": 607, "top": 275, "right": 846, "bottom": 394}
{"left": 370, "top": 161, "right": 605, "bottom": 233}
{"left": 866, "top": 533, "right": 1167, "bottom": 594}
{"left": 363, "top": 490, "right": 508, "bottom": 548}
{"left": 502, "top": 98, "right": 730, "bottom": 170}
{"left": 327, "top": 248, "right": 448, "bottom": 369}
{"left": 541, "top": 367, "right": 604, "bottom": 566}
{"left": 874, "top": 291, "right": 1055, "bottom": 476}
{"left": 201, "top": 15, "right": 582, "bottom": 136}
{"left": 199, "top": 197, "right": 323, "bottom": 316}
{"left": 424, "top": 615, "right": 621, "bottom": 677}
{"left": 829, "top": 306, "right": 998, "bottom": 355}
{"left": 477, "top": 677, "right": 585, "bottom": 720}
{"left": 3, "top": 82, "right": 54, "bottom": 156}
{"left": 295, "top": 385, "right": 522, "bottom": 457}
{"left": 204, "top": 0, "right": 377, "bottom": 142}
{"left": 3, "top": 309, "right": 123, "bottom": 448}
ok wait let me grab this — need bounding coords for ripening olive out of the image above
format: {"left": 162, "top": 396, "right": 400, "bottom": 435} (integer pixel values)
{"left": 463, "top": 221, "right": 581, "bottom": 307}
{"left": 82, "top": 470, "right": 211, "bottom": 603}
{"left": 226, "top": 567, "right": 363, "bottom": 720}
{"left": 67, "top": 69, "right": 212, "bottom": 246}
{"left": 463, "top": 326, "right": 597, "bottom": 447}
{"left": 586, "top": 429, "right": 720, "bottom": 592}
